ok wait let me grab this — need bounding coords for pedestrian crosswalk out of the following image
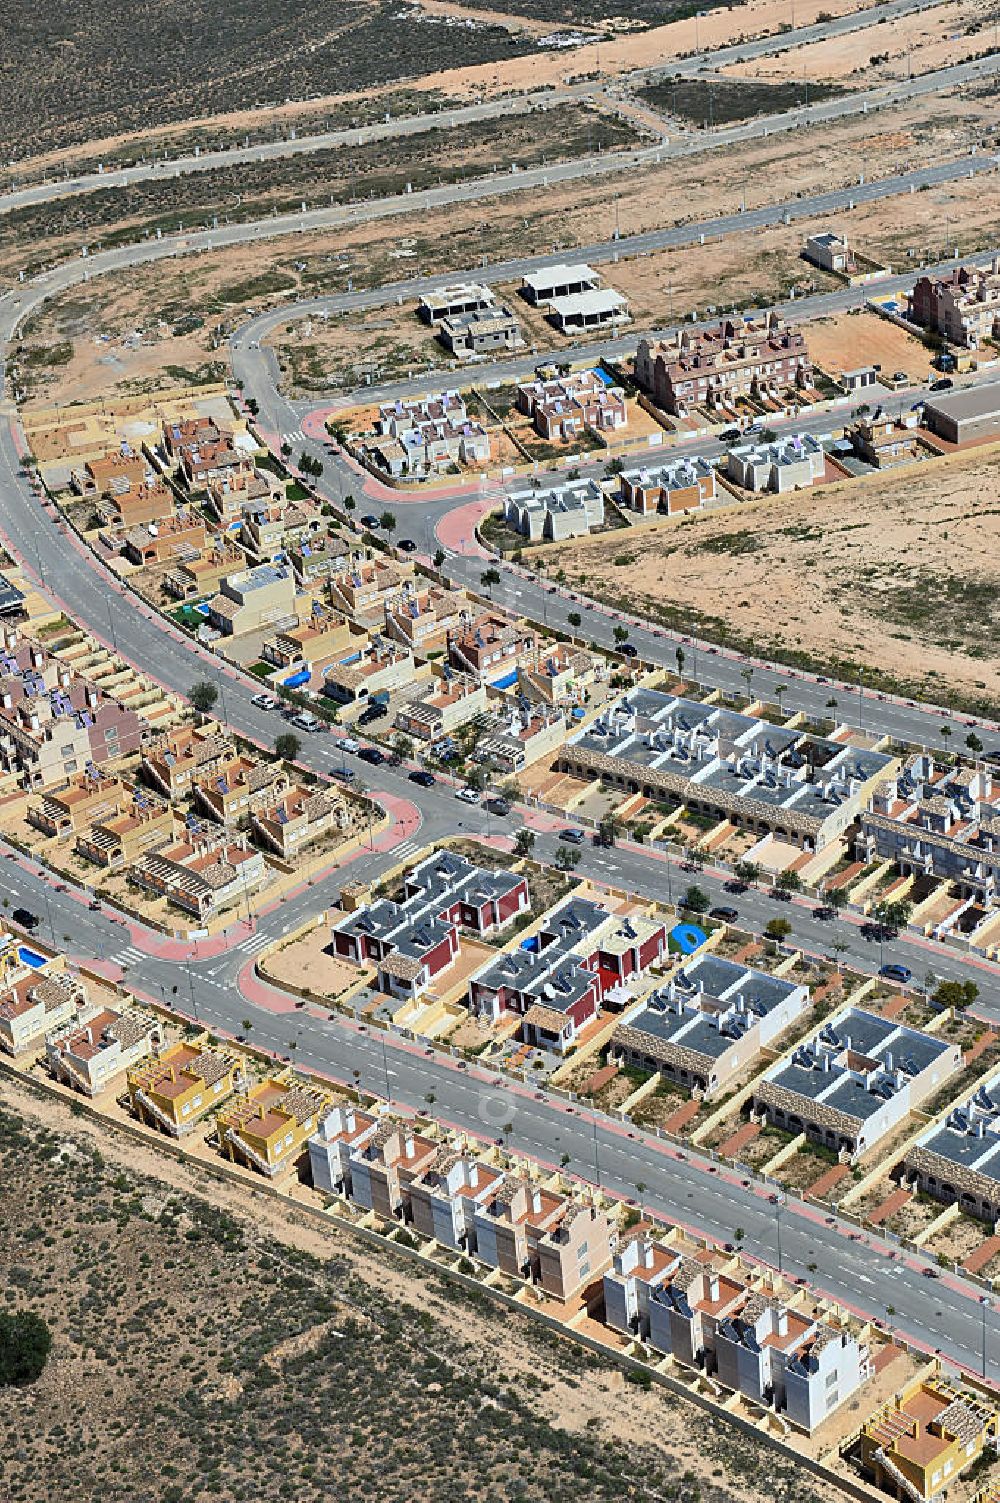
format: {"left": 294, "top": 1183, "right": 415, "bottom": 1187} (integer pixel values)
{"left": 391, "top": 837, "right": 421, "bottom": 862}
{"left": 233, "top": 930, "right": 275, "bottom": 956}
{"left": 282, "top": 429, "right": 305, "bottom": 447}
{"left": 113, "top": 945, "right": 146, "bottom": 969}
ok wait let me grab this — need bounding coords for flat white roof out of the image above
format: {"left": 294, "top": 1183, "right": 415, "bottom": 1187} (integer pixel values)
{"left": 548, "top": 289, "right": 628, "bottom": 318}
{"left": 419, "top": 282, "right": 493, "bottom": 305}
{"left": 523, "top": 263, "right": 599, "bottom": 291}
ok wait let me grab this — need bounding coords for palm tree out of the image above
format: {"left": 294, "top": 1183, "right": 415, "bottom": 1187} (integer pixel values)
{"left": 675, "top": 646, "right": 686, "bottom": 679}
{"left": 514, "top": 828, "right": 536, "bottom": 858}
{"left": 241, "top": 1018, "right": 253, "bottom": 1035}
{"left": 774, "top": 684, "right": 787, "bottom": 717}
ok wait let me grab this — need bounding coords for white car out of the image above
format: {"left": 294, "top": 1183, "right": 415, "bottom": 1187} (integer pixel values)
{"left": 250, "top": 693, "right": 278, "bottom": 711}
{"left": 339, "top": 737, "right": 360, "bottom": 755}
{"left": 454, "top": 786, "right": 481, "bottom": 804}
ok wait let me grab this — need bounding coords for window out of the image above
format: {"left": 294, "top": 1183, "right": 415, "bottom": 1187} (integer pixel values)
{"left": 181, "top": 1102, "right": 191, "bottom": 1117}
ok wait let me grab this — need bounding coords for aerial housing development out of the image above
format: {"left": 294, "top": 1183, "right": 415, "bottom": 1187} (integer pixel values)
{"left": 8, "top": 4, "right": 1000, "bottom": 1500}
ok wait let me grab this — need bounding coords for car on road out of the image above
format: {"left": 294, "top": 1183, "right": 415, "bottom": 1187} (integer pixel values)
{"left": 880, "top": 963, "right": 913, "bottom": 984}
{"left": 330, "top": 767, "right": 357, "bottom": 782}
{"left": 12, "top": 908, "right": 39, "bottom": 931}
{"left": 338, "top": 737, "right": 360, "bottom": 755}
{"left": 719, "top": 427, "right": 741, "bottom": 442}
{"left": 485, "top": 797, "right": 510, "bottom": 817}
{"left": 291, "top": 711, "right": 322, "bottom": 732}
{"left": 559, "top": 828, "right": 585, "bottom": 845}
{"left": 357, "top": 747, "right": 385, "bottom": 765}
{"left": 250, "top": 692, "right": 279, "bottom": 711}
{"left": 709, "top": 906, "right": 738, "bottom": 922}
{"left": 929, "top": 378, "right": 953, "bottom": 392}
{"left": 768, "top": 887, "right": 793, "bottom": 902}
{"left": 385, "top": 751, "right": 403, "bottom": 767}
{"left": 455, "top": 786, "right": 480, "bottom": 804}
{"left": 619, "top": 643, "right": 639, "bottom": 658}
{"left": 360, "top": 514, "right": 380, "bottom": 528}
{"left": 409, "top": 769, "right": 436, "bottom": 787}
{"left": 724, "top": 879, "right": 748, "bottom": 895}
{"left": 813, "top": 905, "right": 836, "bottom": 921}
{"left": 397, "top": 538, "right": 417, "bottom": 552}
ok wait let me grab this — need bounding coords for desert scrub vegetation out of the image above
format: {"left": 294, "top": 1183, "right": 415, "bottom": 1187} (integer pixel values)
{"left": 0, "top": 0, "right": 537, "bottom": 160}
{"left": 0, "top": 1090, "right": 817, "bottom": 1503}
{"left": 638, "top": 75, "right": 847, "bottom": 126}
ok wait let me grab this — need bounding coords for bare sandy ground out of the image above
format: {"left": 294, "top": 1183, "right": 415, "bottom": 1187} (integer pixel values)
{"left": 798, "top": 309, "right": 932, "bottom": 382}
{"left": 544, "top": 447, "right": 1000, "bottom": 707}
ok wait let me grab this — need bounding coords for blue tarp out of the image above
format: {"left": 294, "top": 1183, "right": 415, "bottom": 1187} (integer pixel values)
{"left": 283, "top": 669, "right": 311, "bottom": 689}
{"left": 491, "top": 670, "right": 519, "bottom": 690}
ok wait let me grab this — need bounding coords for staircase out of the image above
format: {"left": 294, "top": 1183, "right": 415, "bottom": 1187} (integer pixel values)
{"left": 134, "top": 1087, "right": 180, "bottom": 1136}
{"left": 874, "top": 1446, "right": 925, "bottom": 1503}
{"left": 225, "top": 1127, "right": 275, "bottom": 1176}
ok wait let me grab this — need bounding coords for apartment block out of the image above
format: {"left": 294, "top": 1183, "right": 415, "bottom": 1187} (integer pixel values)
{"left": 504, "top": 478, "right": 605, "bottom": 543}
{"left": 132, "top": 833, "right": 268, "bottom": 921}
{"left": 752, "top": 1006, "right": 961, "bottom": 1161}
{"left": 0, "top": 972, "right": 88, "bottom": 1056}
{"left": 611, "top": 954, "right": 809, "bottom": 1098}
{"left": 605, "top": 1239, "right": 869, "bottom": 1432}
{"left": 308, "top": 1102, "right": 380, "bottom": 1194}
{"left": 251, "top": 784, "right": 349, "bottom": 860}
{"left": 548, "top": 289, "right": 629, "bottom": 333}
{"left": 475, "top": 703, "right": 567, "bottom": 775}
{"left": 619, "top": 455, "right": 716, "bottom": 516}
{"left": 75, "top": 786, "right": 174, "bottom": 870}
{"left": 861, "top": 1374, "right": 999, "bottom": 1500}
{"left": 636, "top": 314, "right": 812, "bottom": 417}
{"left": 127, "top": 1038, "right": 242, "bottom": 1136}
{"left": 217, "top": 1076, "right": 333, "bottom": 1176}
{"left": 905, "top": 1068, "right": 1000, "bottom": 1223}
{"left": 469, "top": 893, "right": 667, "bottom": 1053}
{"left": 447, "top": 610, "right": 537, "bottom": 680}
{"left": 726, "top": 433, "right": 825, "bottom": 492}
{"left": 858, "top": 757, "right": 1000, "bottom": 910}
{"left": 327, "top": 558, "right": 414, "bottom": 627}
{"left": 261, "top": 607, "right": 357, "bottom": 673}
{"left": 393, "top": 669, "right": 487, "bottom": 744}
{"left": 908, "top": 259, "right": 1000, "bottom": 349}
{"left": 408, "top": 1152, "right": 504, "bottom": 1251}
{"left": 516, "top": 371, "right": 627, "bottom": 441}
{"left": 331, "top": 847, "right": 528, "bottom": 1000}
{"left": 521, "top": 263, "right": 601, "bottom": 305}
{"left": 71, "top": 450, "right": 153, "bottom": 503}
{"left": 206, "top": 464, "right": 284, "bottom": 525}
{"left": 347, "top": 1120, "right": 440, "bottom": 1219}
{"left": 207, "top": 563, "right": 299, "bottom": 637}
{"left": 803, "top": 231, "right": 855, "bottom": 275}
{"left": 516, "top": 643, "right": 607, "bottom": 709}
{"left": 321, "top": 636, "right": 415, "bottom": 706}
{"left": 473, "top": 1179, "right": 612, "bottom": 1299}
{"left": 560, "top": 688, "right": 896, "bottom": 852}
{"left": 163, "top": 542, "right": 247, "bottom": 602}
{"left": 368, "top": 393, "right": 490, "bottom": 477}
{"left": 46, "top": 1003, "right": 162, "bottom": 1096}
{"left": 141, "top": 725, "right": 236, "bottom": 799}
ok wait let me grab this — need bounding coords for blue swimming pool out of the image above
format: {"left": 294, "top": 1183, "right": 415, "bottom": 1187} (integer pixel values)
{"left": 18, "top": 946, "right": 46, "bottom": 969}
{"left": 669, "top": 923, "right": 706, "bottom": 956}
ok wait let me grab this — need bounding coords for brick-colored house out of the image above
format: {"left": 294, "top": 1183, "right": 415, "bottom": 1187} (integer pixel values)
{"left": 636, "top": 314, "right": 812, "bottom": 416}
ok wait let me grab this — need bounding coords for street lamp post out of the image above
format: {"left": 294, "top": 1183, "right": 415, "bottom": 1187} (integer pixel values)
{"left": 982, "top": 1295, "right": 991, "bottom": 1379}
{"left": 381, "top": 1030, "right": 391, "bottom": 1101}
{"left": 592, "top": 1114, "right": 601, "bottom": 1187}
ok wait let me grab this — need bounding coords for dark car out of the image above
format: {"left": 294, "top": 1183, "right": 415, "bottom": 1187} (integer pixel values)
{"left": 719, "top": 426, "right": 741, "bottom": 442}
{"left": 813, "top": 905, "right": 836, "bottom": 921}
{"left": 360, "top": 514, "right": 380, "bottom": 528}
{"left": 485, "top": 797, "right": 510, "bottom": 817}
{"left": 619, "top": 643, "right": 639, "bottom": 659}
{"left": 397, "top": 538, "right": 417, "bottom": 553}
{"left": 880, "top": 962, "right": 913, "bottom": 984}
{"left": 385, "top": 751, "right": 403, "bottom": 767}
{"left": 330, "top": 767, "right": 357, "bottom": 783}
{"left": 768, "top": 887, "right": 793, "bottom": 902}
{"left": 357, "top": 702, "right": 389, "bottom": 726}
{"left": 357, "top": 747, "right": 385, "bottom": 765}
{"left": 559, "top": 828, "right": 586, "bottom": 845}
{"left": 724, "top": 879, "right": 748, "bottom": 895}
{"left": 12, "top": 907, "right": 39, "bottom": 931}
{"left": 929, "top": 378, "right": 953, "bottom": 392}
{"left": 409, "top": 769, "right": 436, "bottom": 787}
{"left": 709, "top": 906, "right": 738, "bottom": 922}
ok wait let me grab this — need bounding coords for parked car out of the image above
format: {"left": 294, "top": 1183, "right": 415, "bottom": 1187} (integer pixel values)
{"left": 331, "top": 767, "right": 357, "bottom": 783}
{"left": 11, "top": 908, "right": 39, "bottom": 931}
{"left": 409, "top": 769, "right": 436, "bottom": 787}
{"left": 559, "top": 828, "right": 585, "bottom": 845}
{"left": 880, "top": 963, "right": 913, "bottom": 984}
{"left": 360, "top": 514, "right": 380, "bottom": 528}
{"left": 929, "top": 378, "right": 953, "bottom": 392}
{"left": 813, "top": 905, "right": 836, "bottom": 921}
{"left": 619, "top": 643, "right": 639, "bottom": 658}
{"left": 709, "top": 906, "right": 738, "bottom": 922}
{"left": 455, "top": 786, "right": 480, "bottom": 804}
{"left": 292, "top": 711, "right": 322, "bottom": 732}
{"left": 719, "top": 427, "right": 741, "bottom": 442}
{"left": 358, "top": 747, "right": 385, "bottom": 765}
{"left": 397, "top": 538, "right": 417, "bottom": 552}
{"left": 339, "top": 737, "right": 360, "bottom": 755}
{"left": 250, "top": 692, "right": 279, "bottom": 711}
{"left": 768, "top": 887, "right": 793, "bottom": 902}
{"left": 485, "top": 797, "right": 510, "bottom": 817}
{"left": 357, "top": 701, "right": 389, "bottom": 726}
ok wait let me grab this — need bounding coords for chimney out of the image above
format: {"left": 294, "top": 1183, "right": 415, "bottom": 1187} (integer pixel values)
{"left": 404, "top": 1135, "right": 416, "bottom": 1160}
{"left": 531, "top": 1189, "right": 542, "bottom": 1214}
{"left": 468, "top": 1162, "right": 479, "bottom": 1188}
{"left": 777, "top": 1309, "right": 788, "bottom": 1338}
{"left": 708, "top": 1273, "right": 720, "bottom": 1301}
{"left": 644, "top": 1243, "right": 655, "bottom": 1270}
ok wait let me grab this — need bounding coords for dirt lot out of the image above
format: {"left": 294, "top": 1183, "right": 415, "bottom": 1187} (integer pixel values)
{"left": 804, "top": 309, "right": 932, "bottom": 384}
{"left": 542, "top": 444, "right": 1000, "bottom": 713}
{"left": 0, "top": 1070, "right": 847, "bottom": 1503}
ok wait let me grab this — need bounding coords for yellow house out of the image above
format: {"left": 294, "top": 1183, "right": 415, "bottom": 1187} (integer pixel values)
{"left": 861, "top": 1372, "right": 999, "bottom": 1500}
{"left": 127, "top": 1039, "right": 242, "bottom": 1137}
{"left": 216, "top": 1076, "right": 332, "bottom": 1176}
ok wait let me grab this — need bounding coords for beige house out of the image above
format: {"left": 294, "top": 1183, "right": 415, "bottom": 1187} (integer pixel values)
{"left": 0, "top": 972, "right": 88, "bottom": 1056}
{"left": 46, "top": 1003, "right": 162, "bottom": 1096}
{"left": 251, "top": 784, "right": 349, "bottom": 859}
{"left": 393, "top": 672, "right": 486, "bottom": 744}
{"left": 207, "top": 563, "right": 298, "bottom": 637}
